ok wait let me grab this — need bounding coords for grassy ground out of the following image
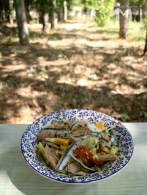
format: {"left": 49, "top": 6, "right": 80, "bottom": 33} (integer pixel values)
{"left": 0, "top": 18, "right": 147, "bottom": 123}
{"left": 105, "top": 19, "right": 146, "bottom": 41}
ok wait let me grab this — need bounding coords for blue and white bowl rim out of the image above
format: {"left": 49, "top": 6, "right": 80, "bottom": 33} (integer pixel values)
{"left": 21, "top": 109, "right": 134, "bottom": 184}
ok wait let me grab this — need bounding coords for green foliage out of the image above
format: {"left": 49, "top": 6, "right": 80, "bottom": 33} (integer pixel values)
{"left": 33, "top": 0, "right": 75, "bottom": 14}
{"left": 95, "top": 0, "right": 115, "bottom": 26}
{"left": 129, "top": 0, "right": 145, "bottom": 6}
{"left": 84, "top": 0, "right": 115, "bottom": 26}
{"left": 67, "top": 0, "right": 80, "bottom": 7}
{"left": 56, "top": 0, "right": 75, "bottom": 11}
{"left": 143, "top": 17, "right": 147, "bottom": 29}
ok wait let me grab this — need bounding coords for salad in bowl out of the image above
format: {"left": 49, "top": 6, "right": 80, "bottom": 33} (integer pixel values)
{"left": 21, "top": 109, "right": 134, "bottom": 183}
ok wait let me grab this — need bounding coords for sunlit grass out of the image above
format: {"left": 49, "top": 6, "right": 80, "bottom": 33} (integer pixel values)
{"left": 101, "top": 19, "right": 145, "bottom": 41}
{"left": 128, "top": 21, "right": 145, "bottom": 41}
{"left": 0, "top": 36, "right": 18, "bottom": 45}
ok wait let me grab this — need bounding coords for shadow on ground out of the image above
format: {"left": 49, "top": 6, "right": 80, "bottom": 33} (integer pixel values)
{"left": 0, "top": 21, "right": 147, "bottom": 123}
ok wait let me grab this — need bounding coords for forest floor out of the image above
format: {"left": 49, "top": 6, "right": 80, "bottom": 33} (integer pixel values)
{"left": 0, "top": 18, "right": 147, "bottom": 123}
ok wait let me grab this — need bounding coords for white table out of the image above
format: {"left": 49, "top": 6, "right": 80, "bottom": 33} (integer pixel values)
{"left": 0, "top": 123, "right": 147, "bottom": 195}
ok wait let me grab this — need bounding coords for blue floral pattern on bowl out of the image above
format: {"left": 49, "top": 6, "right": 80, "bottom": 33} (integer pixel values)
{"left": 21, "top": 109, "right": 134, "bottom": 184}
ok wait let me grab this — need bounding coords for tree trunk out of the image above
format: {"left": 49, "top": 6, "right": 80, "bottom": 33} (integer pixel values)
{"left": 49, "top": 0, "right": 55, "bottom": 29}
{"left": 0, "top": 0, "right": 4, "bottom": 23}
{"left": 57, "top": 5, "right": 64, "bottom": 22}
{"left": 119, "top": 0, "right": 129, "bottom": 39}
{"left": 24, "top": 0, "right": 31, "bottom": 23}
{"left": 40, "top": 11, "right": 48, "bottom": 32}
{"left": 0, "top": 0, "right": 10, "bottom": 23}
{"left": 4, "top": 0, "right": 10, "bottom": 23}
{"left": 49, "top": 11, "right": 55, "bottom": 29}
{"left": 143, "top": 30, "right": 147, "bottom": 55}
{"left": 14, "top": 0, "right": 29, "bottom": 45}
{"left": 143, "top": 1, "right": 147, "bottom": 55}
{"left": 63, "top": 0, "right": 68, "bottom": 21}
{"left": 9, "top": 0, "right": 14, "bottom": 24}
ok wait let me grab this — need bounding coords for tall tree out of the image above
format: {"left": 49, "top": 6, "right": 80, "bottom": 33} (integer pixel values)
{"left": 57, "top": 0, "right": 68, "bottom": 22}
{"left": 14, "top": 0, "right": 29, "bottom": 44}
{"left": 39, "top": 0, "right": 49, "bottom": 32}
{"left": 35, "top": 0, "right": 49, "bottom": 32}
{"left": 0, "top": 0, "right": 10, "bottom": 23}
{"left": 4, "top": 0, "right": 10, "bottom": 23}
{"left": 119, "top": 0, "right": 129, "bottom": 39}
{"left": 49, "top": 0, "right": 55, "bottom": 29}
{"left": 143, "top": 1, "right": 147, "bottom": 55}
{"left": 63, "top": 0, "right": 68, "bottom": 21}
{"left": 24, "top": 0, "right": 32, "bottom": 23}
{"left": 143, "top": 30, "right": 147, "bottom": 55}
{"left": 41, "top": 11, "right": 49, "bottom": 32}
{"left": 57, "top": 0, "right": 64, "bottom": 22}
